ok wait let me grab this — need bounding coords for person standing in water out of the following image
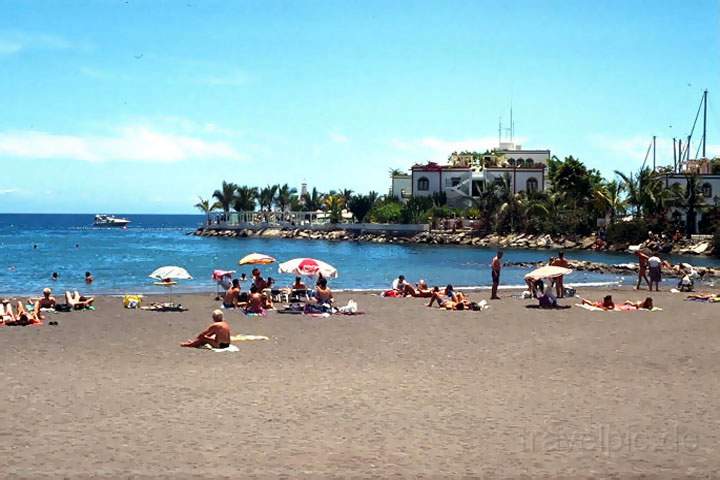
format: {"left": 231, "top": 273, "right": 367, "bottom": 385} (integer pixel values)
{"left": 490, "top": 251, "right": 503, "bottom": 300}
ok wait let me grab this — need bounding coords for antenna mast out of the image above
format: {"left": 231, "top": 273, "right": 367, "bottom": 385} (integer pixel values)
{"left": 702, "top": 89, "right": 708, "bottom": 158}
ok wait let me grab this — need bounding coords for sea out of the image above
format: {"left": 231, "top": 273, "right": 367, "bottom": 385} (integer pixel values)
{"left": 1, "top": 213, "right": 718, "bottom": 296}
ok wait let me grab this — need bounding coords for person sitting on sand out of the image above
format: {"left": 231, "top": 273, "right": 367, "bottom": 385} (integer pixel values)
{"left": 678, "top": 273, "right": 694, "bottom": 292}
{"left": 292, "top": 276, "right": 307, "bottom": 290}
{"left": 65, "top": 291, "right": 95, "bottom": 310}
{"left": 624, "top": 297, "right": 654, "bottom": 310}
{"left": 34, "top": 288, "right": 57, "bottom": 319}
{"left": 245, "top": 285, "right": 265, "bottom": 314}
{"left": 6, "top": 301, "right": 42, "bottom": 326}
{"left": 393, "top": 275, "right": 418, "bottom": 297}
{"left": 85, "top": 271, "right": 94, "bottom": 284}
{"left": 415, "top": 279, "right": 432, "bottom": 298}
{"left": 223, "top": 278, "right": 242, "bottom": 308}
{"left": 581, "top": 295, "right": 615, "bottom": 311}
{"left": 180, "top": 309, "right": 231, "bottom": 349}
{"left": 314, "top": 277, "right": 334, "bottom": 305}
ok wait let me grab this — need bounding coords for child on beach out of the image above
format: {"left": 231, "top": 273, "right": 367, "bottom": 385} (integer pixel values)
{"left": 180, "top": 309, "right": 231, "bottom": 349}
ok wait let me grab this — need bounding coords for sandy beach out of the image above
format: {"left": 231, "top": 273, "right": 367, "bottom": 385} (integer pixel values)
{"left": 2, "top": 286, "right": 720, "bottom": 478}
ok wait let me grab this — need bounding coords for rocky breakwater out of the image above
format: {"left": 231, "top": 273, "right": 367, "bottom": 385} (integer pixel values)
{"left": 192, "top": 227, "right": 716, "bottom": 256}
{"left": 506, "top": 260, "right": 720, "bottom": 280}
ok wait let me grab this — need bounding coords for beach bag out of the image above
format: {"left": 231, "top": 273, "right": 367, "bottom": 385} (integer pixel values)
{"left": 383, "top": 290, "right": 400, "bottom": 298}
{"left": 123, "top": 295, "right": 142, "bottom": 309}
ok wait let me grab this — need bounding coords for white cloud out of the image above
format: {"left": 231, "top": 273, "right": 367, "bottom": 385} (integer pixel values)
{"left": 329, "top": 132, "right": 349, "bottom": 143}
{"left": 389, "top": 136, "right": 519, "bottom": 162}
{"left": 0, "top": 188, "right": 18, "bottom": 194}
{"left": 0, "top": 127, "right": 242, "bottom": 163}
{"left": 197, "top": 69, "right": 249, "bottom": 87}
{"left": 0, "top": 31, "right": 85, "bottom": 55}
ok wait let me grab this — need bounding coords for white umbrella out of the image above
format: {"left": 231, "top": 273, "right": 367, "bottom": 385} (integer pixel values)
{"left": 149, "top": 266, "right": 192, "bottom": 304}
{"left": 524, "top": 265, "right": 572, "bottom": 281}
{"left": 278, "top": 258, "right": 338, "bottom": 278}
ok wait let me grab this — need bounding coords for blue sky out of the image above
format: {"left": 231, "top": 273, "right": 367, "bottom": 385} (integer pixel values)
{"left": 1, "top": 0, "right": 719, "bottom": 213}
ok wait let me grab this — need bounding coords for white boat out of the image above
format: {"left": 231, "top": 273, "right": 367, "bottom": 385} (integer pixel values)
{"left": 93, "top": 214, "right": 131, "bottom": 227}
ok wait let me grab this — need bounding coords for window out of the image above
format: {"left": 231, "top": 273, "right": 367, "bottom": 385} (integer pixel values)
{"left": 508, "top": 158, "right": 516, "bottom": 166}
{"left": 702, "top": 183, "right": 712, "bottom": 198}
{"left": 451, "top": 177, "right": 461, "bottom": 187}
{"left": 525, "top": 159, "right": 534, "bottom": 167}
{"left": 417, "top": 177, "right": 430, "bottom": 191}
{"left": 526, "top": 177, "right": 539, "bottom": 193}
{"left": 514, "top": 158, "right": 523, "bottom": 166}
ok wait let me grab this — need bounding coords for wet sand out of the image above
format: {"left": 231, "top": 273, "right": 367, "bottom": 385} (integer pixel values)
{"left": 2, "top": 286, "right": 720, "bottom": 478}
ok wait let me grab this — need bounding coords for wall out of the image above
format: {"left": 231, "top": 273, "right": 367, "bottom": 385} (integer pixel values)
{"left": 411, "top": 170, "right": 441, "bottom": 197}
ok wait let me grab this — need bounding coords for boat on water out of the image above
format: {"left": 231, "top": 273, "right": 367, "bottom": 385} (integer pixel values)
{"left": 93, "top": 214, "right": 131, "bottom": 227}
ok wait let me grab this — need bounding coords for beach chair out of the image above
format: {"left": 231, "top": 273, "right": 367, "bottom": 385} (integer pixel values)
{"left": 289, "top": 288, "right": 310, "bottom": 303}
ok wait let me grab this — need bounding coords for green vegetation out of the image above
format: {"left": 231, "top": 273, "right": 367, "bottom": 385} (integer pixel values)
{"left": 204, "top": 155, "right": 720, "bottom": 242}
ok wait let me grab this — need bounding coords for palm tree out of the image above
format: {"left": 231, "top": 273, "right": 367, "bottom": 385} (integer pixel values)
{"left": 347, "top": 194, "right": 376, "bottom": 223}
{"left": 302, "top": 187, "right": 324, "bottom": 211}
{"left": 388, "top": 168, "right": 404, "bottom": 177}
{"left": 274, "top": 184, "right": 298, "bottom": 212}
{"left": 593, "top": 180, "right": 626, "bottom": 224}
{"left": 233, "top": 186, "right": 258, "bottom": 212}
{"left": 212, "top": 181, "right": 237, "bottom": 213}
{"left": 194, "top": 196, "right": 218, "bottom": 225}
{"left": 323, "top": 194, "right": 345, "bottom": 223}
{"left": 339, "top": 189, "right": 354, "bottom": 206}
{"left": 258, "top": 185, "right": 278, "bottom": 211}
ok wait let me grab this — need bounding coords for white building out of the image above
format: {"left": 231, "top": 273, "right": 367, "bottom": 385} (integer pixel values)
{"left": 407, "top": 143, "right": 551, "bottom": 208}
{"left": 659, "top": 158, "right": 720, "bottom": 232}
{"left": 389, "top": 173, "right": 412, "bottom": 202}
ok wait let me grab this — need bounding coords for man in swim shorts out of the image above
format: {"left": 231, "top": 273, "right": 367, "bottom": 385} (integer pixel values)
{"left": 181, "top": 309, "right": 231, "bottom": 349}
{"left": 223, "top": 278, "right": 241, "bottom": 308}
{"left": 491, "top": 251, "right": 503, "bottom": 300}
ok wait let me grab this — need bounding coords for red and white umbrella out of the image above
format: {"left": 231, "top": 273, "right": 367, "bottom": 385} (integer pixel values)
{"left": 278, "top": 258, "right": 338, "bottom": 278}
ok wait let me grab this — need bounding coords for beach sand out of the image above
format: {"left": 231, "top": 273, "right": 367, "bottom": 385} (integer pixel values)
{"left": 2, "top": 286, "right": 720, "bottom": 478}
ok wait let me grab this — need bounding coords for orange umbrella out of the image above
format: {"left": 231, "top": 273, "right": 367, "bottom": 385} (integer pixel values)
{"left": 239, "top": 253, "right": 276, "bottom": 265}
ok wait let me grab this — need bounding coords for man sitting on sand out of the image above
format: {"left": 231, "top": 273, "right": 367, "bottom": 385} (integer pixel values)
{"left": 415, "top": 279, "right": 432, "bottom": 298}
{"left": 34, "top": 288, "right": 57, "bottom": 319}
{"left": 65, "top": 291, "right": 95, "bottom": 310}
{"left": 581, "top": 295, "right": 615, "bottom": 311}
{"left": 392, "top": 275, "right": 418, "bottom": 297}
{"left": 180, "top": 309, "right": 231, "bottom": 349}
{"left": 245, "top": 285, "right": 266, "bottom": 314}
{"left": 314, "top": 277, "right": 334, "bottom": 306}
{"left": 223, "top": 278, "right": 242, "bottom": 308}
{"left": 292, "top": 276, "right": 307, "bottom": 290}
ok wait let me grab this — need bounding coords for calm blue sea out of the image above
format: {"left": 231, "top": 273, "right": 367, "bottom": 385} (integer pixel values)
{"left": 0, "top": 214, "right": 718, "bottom": 296}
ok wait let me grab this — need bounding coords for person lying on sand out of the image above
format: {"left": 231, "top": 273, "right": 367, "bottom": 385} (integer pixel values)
{"left": 65, "top": 291, "right": 95, "bottom": 310}
{"left": 624, "top": 297, "right": 654, "bottom": 310}
{"left": 392, "top": 275, "right": 418, "bottom": 297}
{"left": 180, "top": 309, "right": 231, "bottom": 349}
{"left": 581, "top": 295, "right": 615, "bottom": 311}
{"left": 427, "top": 285, "right": 469, "bottom": 309}
{"left": 1, "top": 298, "right": 15, "bottom": 324}
{"left": 223, "top": 278, "right": 242, "bottom": 308}
{"left": 34, "top": 288, "right": 57, "bottom": 319}
{"left": 5, "top": 301, "right": 42, "bottom": 326}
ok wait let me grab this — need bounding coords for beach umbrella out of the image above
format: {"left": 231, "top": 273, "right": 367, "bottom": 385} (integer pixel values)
{"left": 278, "top": 258, "right": 338, "bottom": 278}
{"left": 524, "top": 265, "right": 572, "bottom": 281}
{"left": 239, "top": 253, "right": 276, "bottom": 265}
{"left": 149, "top": 266, "right": 192, "bottom": 304}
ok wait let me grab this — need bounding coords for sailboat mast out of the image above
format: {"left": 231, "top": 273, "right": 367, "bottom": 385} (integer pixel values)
{"left": 702, "top": 89, "right": 708, "bottom": 158}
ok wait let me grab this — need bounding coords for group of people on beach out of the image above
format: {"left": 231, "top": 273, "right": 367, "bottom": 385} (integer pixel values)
{"left": 0, "top": 287, "right": 95, "bottom": 326}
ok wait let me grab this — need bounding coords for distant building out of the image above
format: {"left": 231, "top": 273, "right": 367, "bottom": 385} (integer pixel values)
{"left": 405, "top": 142, "right": 551, "bottom": 208}
{"left": 658, "top": 158, "right": 720, "bottom": 232}
{"left": 389, "top": 173, "right": 412, "bottom": 202}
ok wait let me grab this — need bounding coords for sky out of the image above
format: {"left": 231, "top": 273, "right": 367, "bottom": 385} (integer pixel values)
{"left": 0, "top": 0, "right": 719, "bottom": 213}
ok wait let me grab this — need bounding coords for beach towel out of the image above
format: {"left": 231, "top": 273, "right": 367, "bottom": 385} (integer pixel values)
{"left": 141, "top": 303, "right": 188, "bottom": 312}
{"left": 230, "top": 334, "right": 269, "bottom": 342}
{"left": 576, "top": 303, "right": 662, "bottom": 312}
{"left": 203, "top": 344, "right": 240, "bottom": 353}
